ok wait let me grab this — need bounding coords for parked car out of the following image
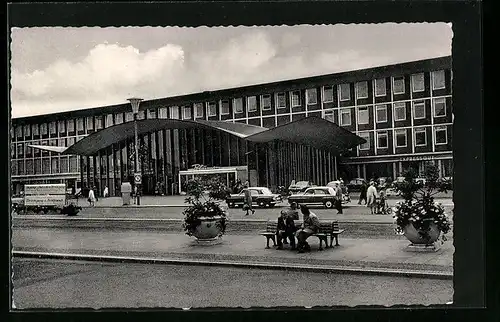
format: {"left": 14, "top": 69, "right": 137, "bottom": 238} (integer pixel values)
{"left": 346, "top": 178, "right": 368, "bottom": 192}
{"left": 326, "top": 181, "right": 351, "bottom": 204}
{"left": 287, "top": 186, "right": 337, "bottom": 209}
{"left": 226, "top": 187, "right": 282, "bottom": 208}
{"left": 288, "top": 181, "right": 313, "bottom": 194}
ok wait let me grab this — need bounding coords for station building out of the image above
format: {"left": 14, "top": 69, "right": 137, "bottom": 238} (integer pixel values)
{"left": 10, "top": 56, "right": 453, "bottom": 196}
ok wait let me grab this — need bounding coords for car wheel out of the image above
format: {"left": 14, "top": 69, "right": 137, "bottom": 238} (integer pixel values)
{"left": 258, "top": 201, "right": 265, "bottom": 208}
{"left": 228, "top": 202, "right": 234, "bottom": 208}
{"left": 324, "top": 200, "right": 334, "bottom": 209}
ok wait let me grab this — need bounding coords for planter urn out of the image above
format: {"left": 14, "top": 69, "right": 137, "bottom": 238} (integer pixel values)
{"left": 403, "top": 221, "right": 441, "bottom": 245}
{"left": 192, "top": 215, "right": 224, "bottom": 243}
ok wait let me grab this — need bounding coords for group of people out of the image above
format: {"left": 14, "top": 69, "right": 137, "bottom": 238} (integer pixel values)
{"left": 275, "top": 202, "right": 321, "bottom": 253}
{"left": 358, "top": 181, "right": 388, "bottom": 215}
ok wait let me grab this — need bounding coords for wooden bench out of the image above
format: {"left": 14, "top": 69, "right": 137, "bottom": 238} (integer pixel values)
{"left": 259, "top": 221, "right": 345, "bottom": 250}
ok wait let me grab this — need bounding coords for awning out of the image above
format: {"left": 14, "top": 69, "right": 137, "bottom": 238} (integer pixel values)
{"left": 53, "top": 116, "right": 365, "bottom": 156}
{"left": 245, "top": 116, "right": 365, "bottom": 154}
{"left": 62, "top": 118, "right": 267, "bottom": 156}
{"left": 27, "top": 145, "right": 68, "bottom": 154}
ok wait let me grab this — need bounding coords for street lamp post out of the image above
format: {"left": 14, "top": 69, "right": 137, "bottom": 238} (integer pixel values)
{"left": 128, "top": 97, "right": 143, "bottom": 205}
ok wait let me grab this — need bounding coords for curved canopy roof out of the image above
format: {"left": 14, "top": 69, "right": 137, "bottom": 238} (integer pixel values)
{"left": 48, "top": 116, "right": 364, "bottom": 156}
{"left": 62, "top": 118, "right": 267, "bottom": 156}
{"left": 246, "top": 116, "right": 366, "bottom": 154}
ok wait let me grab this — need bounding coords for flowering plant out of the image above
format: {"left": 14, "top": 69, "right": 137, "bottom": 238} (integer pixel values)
{"left": 182, "top": 177, "right": 230, "bottom": 236}
{"left": 392, "top": 165, "right": 451, "bottom": 243}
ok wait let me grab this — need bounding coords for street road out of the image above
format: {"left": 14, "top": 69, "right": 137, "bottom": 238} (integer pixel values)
{"left": 12, "top": 258, "right": 453, "bottom": 308}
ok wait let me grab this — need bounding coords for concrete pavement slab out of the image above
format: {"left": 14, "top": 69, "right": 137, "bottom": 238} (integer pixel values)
{"left": 12, "top": 227, "right": 453, "bottom": 278}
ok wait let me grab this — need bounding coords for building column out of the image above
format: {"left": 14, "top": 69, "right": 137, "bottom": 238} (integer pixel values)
{"left": 392, "top": 162, "right": 397, "bottom": 180}
{"left": 362, "top": 164, "right": 367, "bottom": 180}
{"left": 437, "top": 159, "right": 443, "bottom": 178}
{"left": 357, "top": 164, "right": 361, "bottom": 178}
{"left": 398, "top": 161, "right": 403, "bottom": 175}
{"left": 334, "top": 156, "right": 338, "bottom": 180}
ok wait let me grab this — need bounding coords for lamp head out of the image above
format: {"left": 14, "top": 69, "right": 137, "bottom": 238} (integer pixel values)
{"left": 127, "top": 98, "right": 143, "bottom": 114}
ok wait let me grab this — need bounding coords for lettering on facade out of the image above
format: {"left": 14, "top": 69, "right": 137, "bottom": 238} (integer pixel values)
{"left": 400, "top": 156, "right": 436, "bottom": 162}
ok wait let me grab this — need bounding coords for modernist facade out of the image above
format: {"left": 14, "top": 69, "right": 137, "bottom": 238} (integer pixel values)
{"left": 10, "top": 56, "right": 453, "bottom": 196}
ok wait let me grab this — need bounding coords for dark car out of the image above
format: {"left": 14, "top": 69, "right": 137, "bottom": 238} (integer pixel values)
{"left": 288, "top": 181, "right": 313, "bottom": 194}
{"left": 226, "top": 187, "right": 282, "bottom": 208}
{"left": 346, "top": 178, "right": 368, "bottom": 192}
{"left": 287, "top": 186, "right": 337, "bottom": 209}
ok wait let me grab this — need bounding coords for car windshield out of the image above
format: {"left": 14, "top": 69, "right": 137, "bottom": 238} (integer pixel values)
{"left": 296, "top": 181, "right": 309, "bottom": 186}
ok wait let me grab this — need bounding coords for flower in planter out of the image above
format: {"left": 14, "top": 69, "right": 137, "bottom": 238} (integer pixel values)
{"left": 392, "top": 165, "right": 452, "bottom": 244}
{"left": 182, "top": 177, "right": 230, "bottom": 237}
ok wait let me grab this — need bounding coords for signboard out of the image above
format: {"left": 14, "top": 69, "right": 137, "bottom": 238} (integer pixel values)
{"left": 24, "top": 195, "right": 66, "bottom": 206}
{"left": 134, "top": 172, "right": 142, "bottom": 185}
{"left": 24, "top": 184, "right": 66, "bottom": 195}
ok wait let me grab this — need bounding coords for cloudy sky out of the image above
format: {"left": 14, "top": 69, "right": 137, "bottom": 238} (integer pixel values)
{"left": 10, "top": 23, "right": 452, "bottom": 118}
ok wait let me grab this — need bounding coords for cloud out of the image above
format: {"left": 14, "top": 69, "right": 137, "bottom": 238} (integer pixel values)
{"left": 11, "top": 43, "right": 185, "bottom": 116}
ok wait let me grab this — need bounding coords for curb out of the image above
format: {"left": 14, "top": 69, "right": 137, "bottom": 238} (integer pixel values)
{"left": 79, "top": 203, "right": 454, "bottom": 209}
{"left": 12, "top": 250, "right": 453, "bottom": 280}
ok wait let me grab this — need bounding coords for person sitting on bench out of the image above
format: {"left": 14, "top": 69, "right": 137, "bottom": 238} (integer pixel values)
{"left": 295, "top": 205, "right": 320, "bottom": 253}
{"left": 281, "top": 202, "right": 299, "bottom": 245}
{"left": 276, "top": 210, "right": 297, "bottom": 250}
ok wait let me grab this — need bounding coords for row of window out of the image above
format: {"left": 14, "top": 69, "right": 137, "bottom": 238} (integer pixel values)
{"left": 12, "top": 136, "right": 84, "bottom": 157}
{"left": 358, "top": 126, "right": 449, "bottom": 151}
{"left": 323, "top": 97, "right": 448, "bottom": 126}
{"left": 11, "top": 156, "right": 79, "bottom": 176}
{"left": 12, "top": 70, "right": 449, "bottom": 140}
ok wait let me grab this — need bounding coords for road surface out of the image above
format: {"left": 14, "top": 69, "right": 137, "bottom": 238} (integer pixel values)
{"left": 12, "top": 258, "right": 453, "bottom": 308}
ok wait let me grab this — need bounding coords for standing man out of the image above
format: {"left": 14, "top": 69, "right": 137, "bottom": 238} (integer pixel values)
{"left": 335, "top": 183, "right": 343, "bottom": 214}
{"left": 358, "top": 181, "right": 368, "bottom": 205}
{"left": 295, "top": 205, "right": 321, "bottom": 253}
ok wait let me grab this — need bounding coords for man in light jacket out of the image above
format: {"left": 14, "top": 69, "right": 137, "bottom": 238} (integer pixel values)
{"left": 295, "top": 205, "right": 321, "bottom": 253}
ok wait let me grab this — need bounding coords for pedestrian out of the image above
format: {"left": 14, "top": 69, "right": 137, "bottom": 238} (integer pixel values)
{"left": 295, "top": 205, "right": 320, "bottom": 253}
{"left": 103, "top": 186, "right": 109, "bottom": 198}
{"left": 358, "top": 181, "right": 368, "bottom": 205}
{"left": 133, "top": 186, "right": 138, "bottom": 204}
{"left": 334, "top": 183, "right": 343, "bottom": 214}
{"left": 366, "top": 181, "right": 378, "bottom": 214}
{"left": 88, "top": 187, "right": 96, "bottom": 207}
{"left": 243, "top": 187, "right": 255, "bottom": 215}
{"left": 276, "top": 210, "right": 297, "bottom": 250}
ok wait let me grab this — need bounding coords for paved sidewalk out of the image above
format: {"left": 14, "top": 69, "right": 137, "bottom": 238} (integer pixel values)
{"left": 12, "top": 227, "right": 453, "bottom": 278}
{"left": 77, "top": 194, "right": 454, "bottom": 208}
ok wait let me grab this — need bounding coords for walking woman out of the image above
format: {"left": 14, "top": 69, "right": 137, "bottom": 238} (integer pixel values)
{"left": 366, "top": 181, "right": 378, "bottom": 214}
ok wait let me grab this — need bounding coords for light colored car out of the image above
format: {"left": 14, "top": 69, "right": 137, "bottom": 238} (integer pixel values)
{"left": 226, "top": 187, "right": 282, "bottom": 208}
{"left": 288, "top": 181, "right": 313, "bottom": 194}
